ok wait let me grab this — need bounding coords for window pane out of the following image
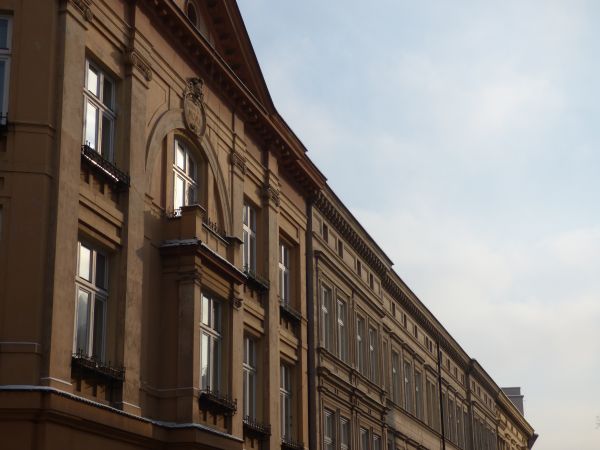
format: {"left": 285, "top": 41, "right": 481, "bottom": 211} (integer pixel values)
{"left": 78, "top": 244, "right": 92, "bottom": 280}
{"left": 101, "top": 114, "right": 113, "bottom": 160}
{"left": 188, "top": 155, "right": 196, "bottom": 178}
{"left": 212, "top": 301, "right": 221, "bottom": 333}
{"left": 176, "top": 142, "right": 185, "bottom": 169}
{"left": 201, "top": 333, "right": 209, "bottom": 389}
{"left": 0, "top": 19, "right": 8, "bottom": 49}
{"left": 92, "top": 297, "right": 106, "bottom": 360}
{"left": 0, "top": 60, "right": 5, "bottom": 116}
{"left": 201, "top": 295, "right": 209, "bottom": 326}
{"left": 174, "top": 176, "right": 185, "bottom": 210}
{"left": 87, "top": 66, "right": 99, "bottom": 96}
{"left": 211, "top": 336, "right": 220, "bottom": 390}
{"left": 95, "top": 252, "right": 107, "bottom": 290}
{"left": 84, "top": 102, "right": 98, "bottom": 149}
{"left": 187, "top": 185, "right": 197, "bottom": 205}
{"left": 102, "top": 77, "right": 113, "bottom": 108}
{"left": 75, "top": 289, "right": 90, "bottom": 354}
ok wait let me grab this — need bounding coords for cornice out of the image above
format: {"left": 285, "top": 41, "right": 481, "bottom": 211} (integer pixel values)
{"left": 497, "top": 391, "right": 535, "bottom": 436}
{"left": 315, "top": 191, "right": 389, "bottom": 276}
{"left": 141, "top": 0, "right": 326, "bottom": 197}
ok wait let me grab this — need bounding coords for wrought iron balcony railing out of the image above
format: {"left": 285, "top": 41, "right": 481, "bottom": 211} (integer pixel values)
{"left": 81, "top": 144, "right": 130, "bottom": 189}
{"left": 71, "top": 350, "right": 125, "bottom": 383}
{"left": 281, "top": 437, "right": 304, "bottom": 450}
{"left": 199, "top": 388, "right": 237, "bottom": 415}
{"left": 243, "top": 415, "right": 271, "bottom": 437}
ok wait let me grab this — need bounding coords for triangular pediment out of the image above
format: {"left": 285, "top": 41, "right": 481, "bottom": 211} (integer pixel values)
{"left": 184, "top": 0, "right": 274, "bottom": 112}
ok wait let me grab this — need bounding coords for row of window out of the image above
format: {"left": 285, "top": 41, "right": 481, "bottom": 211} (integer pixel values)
{"left": 323, "top": 411, "right": 378, "bottom": 450}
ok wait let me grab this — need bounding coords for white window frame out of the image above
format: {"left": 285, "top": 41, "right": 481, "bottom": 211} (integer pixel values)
{"left": 415, "top": 369, "right": 423, "bottom": 420}
{"left": 243, "top": 336, "right": 257, "bottom": 418}
{"left": 0, "top": 16, "right": 12, "bottom": 125}
{"left": 403, "top": 359, "right": 413, "bottom": 413}
{"left": 83, "top": 59, "right": 116, "bottom": 160}
{"left": 242, "top": 203, "right": 256, "bottom": 273}
{"left": 322, "top": 285, "right": 333, "bottom": 351}
{"left": 73, "top": 241, "right": 108, "bottom": 362}
{"left": 368, "top": 326, "right": 378, "bottom": 383}
{"left": 173, "top": 138, "right": 198, "bottom": 211}
{"left": 280, "top": 363, "right": 293, "bottom": 440}
{"left": 279, "top": 242, "right": 291, "bottom": 305}
{"left": 356, "top": 316, "right": 366, "bottom": 374}
{"left": 200, "top": 294, "right": 221, "bottom": 391}
{"left": 391, "top": 351, "right": 401, "bottom": 403}
{"left": 324, "top": 409, "right": 335, "bottom": 450}
{"left": 340, "top": 417, "right": 350, "bottom": 450}
{"left": 336, "top": 297, "right": 348, "bottom": 362}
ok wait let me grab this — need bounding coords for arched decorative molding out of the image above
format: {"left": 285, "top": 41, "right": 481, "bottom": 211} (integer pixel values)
{"left": 145, "top": 108, "right": 232, "bottom": 235}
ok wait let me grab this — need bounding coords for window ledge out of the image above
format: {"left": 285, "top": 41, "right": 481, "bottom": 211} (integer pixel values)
{"left": 199, "top": 388, "right": 237, "bottom": 416}
{"left": 244, "top": 268, "right": 270, "bottom": 292}
{"left": 281, "top": 438, "right": 304, "bottom": 450}
{"left": 71, "top": 352, "right": 125, "bottom": 383}
{"left": 81, "top": 144, "right": 130, "bottom": 189}
{"left": 243, "top": 415, "right": 271, "bottom": 437}
{"left": 279, "top": 301, "right": 301, "bottom": 322}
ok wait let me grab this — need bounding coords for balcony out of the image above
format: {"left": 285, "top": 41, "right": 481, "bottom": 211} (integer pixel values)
{"left": 71, "top": 351, "right": 125, "bottom": 384}
{"left": 243, "top": 415, "right": 271, "bottom": 438}
{"left": 281, "top": 438, "right": 304, "bottom": 450}
{"left": 199, "top": 388, "right": 237, "bottom": 416}
{"left": 80, "top": 144, "right": 130, "bottom": 190}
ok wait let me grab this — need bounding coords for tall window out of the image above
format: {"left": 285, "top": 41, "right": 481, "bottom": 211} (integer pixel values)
{"left": 0, "top": 17, "right": 11, "bottom": 124}
{"left": 356, "top": 317, "right": 366, "bottom": 374}
{"left": 340, "top": 417, "right": 350, "bottom": 450}
{"left": 322, "top": 286, "right": 333, "bottom": 351}
{"left": 337, "top": 297, "right": 348, "bottom": 361}
{"left": 368, "top": 326, "right": 378, "bottom": 383}
{"left": 200, "top": 294, "right": 221, "bottom": 391}
{"left": 372, "top": 434, "right": 380, "bottom": 450}
{"left": 360, "top": 428, "right": 369, "bottom": 450}
{"left": 391, "top": 351, "right": 401, "bottom": 403}
{"left": 173, "top": 139, "right": 198, "bottom": 210}
{"left": 279, "top": 242, "right": 291, "bottom": 305}
{"left": 74, "top": 241, "right": 108, "bottom": 362}
{"left": 457, "top": 403, "right": 464, "bottom": 448}
{"left": 415, "top": 369, "right": 423, "bottom": 420}
{"left": 242, "top": 203, "right": 256, "bottom": 273}
{"left": 448, "top": 397, "right": 455, "bottom": 443}
{"left": 83, "top": 60, "right": 115, "bottom": 160}
{"left": 324, "top": 409, "right": 334, "bottom": 450}
{"left": 243, "top": 336, "right": 257, "bottom": 419}
{"left": 280, "top": 363, "right": 293, "bottom": 440}
{"left": 403, "top": 360, "right": 413, "bottom": 413}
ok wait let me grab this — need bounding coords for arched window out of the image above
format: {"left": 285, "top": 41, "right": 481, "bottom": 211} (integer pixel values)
{"left": 173, "top": 138, "right": 198, "bottom": 211}
{"left": 186, "top": 1, "right": 198, "bottom": 28}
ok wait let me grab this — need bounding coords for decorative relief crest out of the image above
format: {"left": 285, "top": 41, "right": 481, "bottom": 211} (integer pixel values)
{"left": 183, "top": 77, "right": 207, "bottom": 138}
{"left": 125, "top": 49, "right": 153, "bottom": 82}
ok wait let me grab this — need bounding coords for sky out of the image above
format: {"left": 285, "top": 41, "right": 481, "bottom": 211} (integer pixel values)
{"left": 237, "top": 1, "right": 600, "bottom": 448}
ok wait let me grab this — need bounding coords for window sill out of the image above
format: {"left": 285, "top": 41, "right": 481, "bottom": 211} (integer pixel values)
{"left": 243, "top": 415, "right": 271, "bottom": 438}
{"left": 81, "top": 144, "right": 130, "bottom": 190}
{"left": 280, "top": 301, "right": 301, "bottom": 323}
{"left": 71, "top": 352, "right": 125, "bottom": 384}
{"left": 199, "top": 388, "right": 237, "bottom": 416}
{"left": 244, "top": 268, "right": 270, "bottom": 292}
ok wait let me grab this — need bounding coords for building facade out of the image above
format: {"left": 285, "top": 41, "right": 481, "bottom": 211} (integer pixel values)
{"left": 0, "top": 1, "right": 536, "bottom": 450}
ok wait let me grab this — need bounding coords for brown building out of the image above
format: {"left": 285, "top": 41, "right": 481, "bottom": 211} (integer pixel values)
{"left": 0, "top": 1, "right": 536, "bottom": 450}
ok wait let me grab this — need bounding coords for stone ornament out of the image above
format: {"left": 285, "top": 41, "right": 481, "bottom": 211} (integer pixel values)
{"left": 183, "top": 77, "right": 207, "bottom": 138}
{"left": 125, "top": 49, "right": 153, "bottom": 82}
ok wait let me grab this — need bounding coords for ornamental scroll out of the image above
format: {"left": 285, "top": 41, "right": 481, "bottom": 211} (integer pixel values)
{"left": 183, "top": 77, "right": 207, "bottom": 138}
